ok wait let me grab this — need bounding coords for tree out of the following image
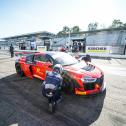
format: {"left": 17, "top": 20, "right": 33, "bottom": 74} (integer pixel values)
{"left": 57, "top": 31, "right": 64, "bottom": 36}
{"left": 57, "top": 25, "right": 81, "bottom": 36}
{"left": 71, "top": 26, "right": 80, "bottom": 33}
{"left": 88, "top": 22, "right": 98, "bottom": 31}
{"left": 111, "top": 19, "right": 123, "bottom": 28}
{"left": 62, "top": 26, "right": 70, "bottom": 34}
{"left": 123, "top": 23, "right": 126, "bottom": 27}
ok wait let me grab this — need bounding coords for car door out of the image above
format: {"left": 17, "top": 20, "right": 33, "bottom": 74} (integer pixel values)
{"left": 21, "top": 54, "right": 34, "bottom": 78}
{"left": 45, "top": 54, "right": 55, "bottom": 72}
{"left": 32, "top": 54, "right": 53, "bottom": 80}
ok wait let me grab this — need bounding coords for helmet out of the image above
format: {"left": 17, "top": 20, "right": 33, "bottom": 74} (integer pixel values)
{"left": 82, "top": 54, "right": 91, "bottom": 62}
{"left": 53, "top": 64, "right": 63, "bottom": 74}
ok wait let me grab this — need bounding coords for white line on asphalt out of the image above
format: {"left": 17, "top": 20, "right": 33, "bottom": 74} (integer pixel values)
{"left": 98, "top": 65, "right": 126, "bottom": 76}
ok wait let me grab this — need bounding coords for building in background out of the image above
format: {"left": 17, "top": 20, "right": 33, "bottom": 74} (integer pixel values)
{"left": 51, "top": 27, "right": 126, "bottom": 54}
{"left": 0, "top": 28, "right": 126, "bottom": 54}
{"left": 1, "top": 31, "right": 54, "bottom": 51}
{"left": 85, "top": 27, "right": 126, "bottom": 54}
{"left": 0, "top": 40, "right": 8, "bottom": 50}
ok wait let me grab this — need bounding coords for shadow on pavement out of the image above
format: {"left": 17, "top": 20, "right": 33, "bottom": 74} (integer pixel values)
{"left": 0, "top": 74, "right": 106, "bottom": 126}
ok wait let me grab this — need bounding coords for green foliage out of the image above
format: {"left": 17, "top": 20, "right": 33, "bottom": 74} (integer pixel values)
{"left": 57, "top": 20, "right": 126, "bottom": 35}
{"left": 123, "top": 23, "right": 126, "bottom": 27}
{"left": 62, "top": 26, "right": 70, "bottom": 33}
{"left": 110, "top": 19, "right": 124, "bottom": 28}
{"left": 57, "top": 31, "right": 64, "bottom": 36}
{"left": 71, "top": 26, "right": 80, "bottom": 33}
{"left": 57, "top": 25, "right": 80, "bottom": 35}
{"left": 88, "top": 22, "right": 98, "bottom": 31}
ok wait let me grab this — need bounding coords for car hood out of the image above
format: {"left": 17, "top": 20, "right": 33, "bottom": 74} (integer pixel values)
{"left": 64, "top": 61, "right": 102, "bottom": 78}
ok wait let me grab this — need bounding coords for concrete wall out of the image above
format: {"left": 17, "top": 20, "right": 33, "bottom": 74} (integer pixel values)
{"left": 86, "top": 30, "right": 126, "bottom": 46}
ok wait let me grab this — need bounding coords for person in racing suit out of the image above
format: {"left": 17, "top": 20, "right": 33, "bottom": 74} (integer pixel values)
{"left": 9, "top": 44, "right": 14, "bottom": 58}
{"left": 42, "top": 64, "right": 63, "bottom": 103}
{"left": 82, "top": 54, "right": 91, "bottom": 63}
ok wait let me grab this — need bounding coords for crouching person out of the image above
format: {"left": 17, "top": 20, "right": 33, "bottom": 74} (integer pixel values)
{"left": 41, "top": 64, "right": 63, "bottom": 110}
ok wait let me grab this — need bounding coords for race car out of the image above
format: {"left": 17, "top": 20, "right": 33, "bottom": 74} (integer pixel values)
{"left": 15, "top": 51, "right": 106, "bottom": 95}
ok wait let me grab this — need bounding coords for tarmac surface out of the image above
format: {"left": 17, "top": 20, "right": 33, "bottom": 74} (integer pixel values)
{"left": 0, "top": 54, "right": 126, "bottom": 126}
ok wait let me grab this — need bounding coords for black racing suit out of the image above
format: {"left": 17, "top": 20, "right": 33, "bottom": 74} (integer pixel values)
{"left": 42, "top": 71, "right": 63, "bottom": 102}
{"left": 9, "top": 46, "right": 14, "bottom": 58}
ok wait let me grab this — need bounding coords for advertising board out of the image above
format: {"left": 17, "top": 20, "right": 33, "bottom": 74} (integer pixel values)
{"left": 86, "top": 46, "right": 110, "bottom": 54}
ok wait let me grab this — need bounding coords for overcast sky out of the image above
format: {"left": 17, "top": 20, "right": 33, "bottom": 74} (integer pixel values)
{"left": 0, "top": 0, "right": 126, "bottom": 38}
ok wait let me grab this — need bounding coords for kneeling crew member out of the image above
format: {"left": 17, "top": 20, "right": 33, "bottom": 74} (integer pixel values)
{"left": 42, "top": 64, "right": 63, "bottom": 102}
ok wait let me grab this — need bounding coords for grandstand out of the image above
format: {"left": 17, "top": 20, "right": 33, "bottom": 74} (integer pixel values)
{"left": 1, "top": 31, "right": 54, "bottom": 51}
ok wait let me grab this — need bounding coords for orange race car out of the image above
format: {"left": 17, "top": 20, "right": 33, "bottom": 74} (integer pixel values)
{"left": 15, "top": 51, "right": 106, "bottom": 95}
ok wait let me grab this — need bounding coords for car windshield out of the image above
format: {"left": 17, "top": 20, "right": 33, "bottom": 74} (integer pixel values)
{"left": 52, "top": 53, "right": 78, "bottom": 66}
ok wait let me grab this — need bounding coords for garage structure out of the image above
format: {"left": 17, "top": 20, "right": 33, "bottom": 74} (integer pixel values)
{"left": 51, "top": 35, "right": 86, "bottom": 51}
{"left": 52, "top": 27, "right": 126, "bottom": 54}
{"left": 85, "top": 27, "right": 126, "bottom": 54}
{"left": 1, "top": 31, "right": 54, "bottom": 51}
{"left": 1, "top": 27, "right": 126, "bottom": 54}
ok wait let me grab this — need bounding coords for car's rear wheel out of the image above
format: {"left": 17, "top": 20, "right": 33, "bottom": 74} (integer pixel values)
{"left": 15, "top": 63, "right": 25, "bottom": 77}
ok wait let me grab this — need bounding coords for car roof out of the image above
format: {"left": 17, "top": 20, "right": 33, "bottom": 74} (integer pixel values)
{"left": 35, "top": 51, "right": 67, "bottom": 56}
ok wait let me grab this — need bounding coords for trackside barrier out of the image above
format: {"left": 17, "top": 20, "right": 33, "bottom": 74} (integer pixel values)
{"left": 69, "top": 52, "right": 126, "bottom": 60}
{"left": 86, "top": 46, "right": 111, "bottom": 54}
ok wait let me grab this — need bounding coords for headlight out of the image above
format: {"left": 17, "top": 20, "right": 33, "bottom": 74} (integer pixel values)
{"left": 81, "top": 76, "right": 97, "bottom": 83}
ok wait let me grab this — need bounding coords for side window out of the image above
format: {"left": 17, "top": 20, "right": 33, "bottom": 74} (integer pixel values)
{"left": 45, "top": 55, "right": 54, "bottom": 65}
{"left": 34, "top": 55, "right": 46, "bottom": 62}
{"left": 26, "top": 55, "right": 34, "bottom": 64}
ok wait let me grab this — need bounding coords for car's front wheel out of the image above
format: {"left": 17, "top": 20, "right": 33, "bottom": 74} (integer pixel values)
{"left": 67, "top": 82, "right": 75, "bottom": 94}
{"left": 62, "top": 78, "right": 75, "bottom": 94}
{"left": 15, "top": 63, "right": 25, "bottom": 77}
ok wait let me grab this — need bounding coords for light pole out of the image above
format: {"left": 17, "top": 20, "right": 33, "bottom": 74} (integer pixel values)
{"left": 69, "top": 30, "right": 71, "bottom": 45}
{"left": 68, "top": 28, "right": 72, "bottom": 46}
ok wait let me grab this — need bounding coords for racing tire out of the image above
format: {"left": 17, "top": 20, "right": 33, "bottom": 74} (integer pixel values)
{"left": 63, "top": 79, "right": 75, "bottom": 94}
{"left": 15, "top": 64, "right": 25, "bottom": 77}
{"left": 67, "top": 83, "right": 75, "bottom": 94}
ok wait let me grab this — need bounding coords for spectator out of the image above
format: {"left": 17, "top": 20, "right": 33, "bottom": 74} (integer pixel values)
{"left": 72, "top": 41, "right": 78, "bottom": 52}
{"left": 66, "top": 46, "right": 69, "bottom": 52}
{"left": 9, "top": 44, "right": 14, "bottom": 58}
{"left": 78, "top": 42, "right": 82, "bottom": 51}
{"left": 69, "top": 45, "right": 72, "bottom": 52}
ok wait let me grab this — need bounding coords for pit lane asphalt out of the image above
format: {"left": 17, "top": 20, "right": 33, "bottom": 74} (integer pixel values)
{"left": 0, "top": 55, "right": 126, "bottom": 126}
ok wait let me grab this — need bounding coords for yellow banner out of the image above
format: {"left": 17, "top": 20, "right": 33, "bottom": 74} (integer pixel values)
{"left": 86, "top": 46, "right": 110, "bottom": 53}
